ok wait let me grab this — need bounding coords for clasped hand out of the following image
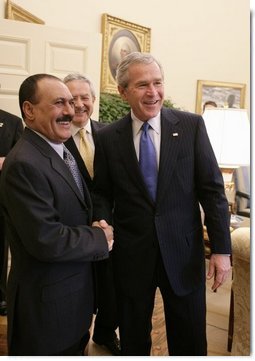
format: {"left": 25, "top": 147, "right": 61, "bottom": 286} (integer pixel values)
{"left": 92, "top": 219, "right": 114, "bottom": 251}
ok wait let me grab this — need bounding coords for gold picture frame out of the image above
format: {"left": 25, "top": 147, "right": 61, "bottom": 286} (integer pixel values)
{"left": 5, "top": 0, "right": 45, "bottom": 24}
{"left": 196, "top": 80, "right": 246, "bottom": 114}
{"left": 100, "top": 13, "right": 151, "bottom": 93}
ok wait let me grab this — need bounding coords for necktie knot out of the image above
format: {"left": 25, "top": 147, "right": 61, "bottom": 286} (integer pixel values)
{"left": 141, "top": 122, "right": 150, "bottom": 133}
{"left": 79, "top": 128, "right": 87, "bottom": 139}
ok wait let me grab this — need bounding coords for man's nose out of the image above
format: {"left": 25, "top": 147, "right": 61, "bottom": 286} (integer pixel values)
{"left": 146, "top": 84, "right": 158, "bottom": 95}
{"left": 74, "top": 98, "right": 83, "bottom": 107}
{"left": 63, "top": 102, "right": 75, "bottom": 116}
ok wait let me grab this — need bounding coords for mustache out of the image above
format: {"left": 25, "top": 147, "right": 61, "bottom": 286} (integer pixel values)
{"left": 56, "top": 114, "right": 73, "bottom": 123}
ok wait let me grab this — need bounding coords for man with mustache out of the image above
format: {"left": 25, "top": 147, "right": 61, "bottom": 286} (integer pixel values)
{"left": 63, "top": 73, "right": 120, "bottom": 356}
{"left": 0, "top": 74, "right": 114, "bottom": 356}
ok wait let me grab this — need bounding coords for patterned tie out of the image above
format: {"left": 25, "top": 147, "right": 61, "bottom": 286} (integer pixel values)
{"left": 63, "top": 144, "right": 84, "bottom": 197}
{"left": 139, "top": 122, "right": 158, "bottom": 201}
{"left": 79, "top": 128, "right": 94, "bottom": 178}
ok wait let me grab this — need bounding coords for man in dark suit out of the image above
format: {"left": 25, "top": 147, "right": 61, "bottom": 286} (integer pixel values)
{"left": 63, "top": 73, "right": 120, "bottom": 355}
{"left": 0, "top": 109, "right": 24, "bottom": 316}
{"left": 0, "top": 74, "right": 114, "bottom": 356}
{"left": 92, "top": 52, "right": 232, "bottom": 356}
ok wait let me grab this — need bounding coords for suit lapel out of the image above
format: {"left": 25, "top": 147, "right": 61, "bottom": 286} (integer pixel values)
{"left": 115, "top": 110, "right": 182, "bottom": 204}
{"left": 156, "top": 108, "right": 182, "bottom": 203}
{"left": 51, "top": 155, "right": 89, "bottom": 206}
{"left": 65, "top": 136, "right": 91, "bottom": 183}
{"left": 23, "top": 128, "right": 88, "bottom": 207}
{"left": 116, "top": 115, "right": 155, "bottom": 202}
{"left": 91, "top": 119, "right": 105, "bottom": 133}
{"left": 0, "top": 116, "right": 7, "bottom": 141}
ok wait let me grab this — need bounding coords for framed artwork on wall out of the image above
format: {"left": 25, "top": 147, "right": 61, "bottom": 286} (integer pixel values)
{"left": 195, "top": 80, "right": 246, "bottom": 114}
{"left": 5, "top": 0, "right": 45, "bottom": 24}
{"left": 100, "top": 13, "right": 151, "bottom": 93}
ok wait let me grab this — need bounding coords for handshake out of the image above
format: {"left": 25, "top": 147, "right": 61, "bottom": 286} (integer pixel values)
{"left": 92, "top": 219, "right": 114, "bottom": 251}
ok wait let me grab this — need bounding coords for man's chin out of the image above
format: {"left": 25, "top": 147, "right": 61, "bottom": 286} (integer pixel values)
{"left": 57, "top": 128, "right": 72, "bottom": 143}
{"left": 72, "top": 117, "right": 89, "bottom": 127}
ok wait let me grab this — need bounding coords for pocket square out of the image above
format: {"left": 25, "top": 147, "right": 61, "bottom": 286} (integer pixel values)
{"left": 172, "top": 132, "right": 178, "bottom": 137}
{"left": 0, "top": 123, "right": 3, "bottom": 127}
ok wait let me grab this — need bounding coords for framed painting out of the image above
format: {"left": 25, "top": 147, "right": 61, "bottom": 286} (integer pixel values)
{"left": 100, "top": 13, "right": 151, "bottom": 93}
{"left": 195, "top": 80, "right": 246, "bottom": 114}
{"left": 5, "top": 0, "right": 45, "bottom": 24}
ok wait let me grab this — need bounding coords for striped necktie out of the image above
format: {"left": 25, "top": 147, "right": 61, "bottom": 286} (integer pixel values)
{"left": 79, "top": 128, "right": 94, "bottom": 178}
{"left": 63, "top": 144, "right": 84, "bottom": 197}
{"left": 139, "top": 122, "right": 158, "bottom": 201}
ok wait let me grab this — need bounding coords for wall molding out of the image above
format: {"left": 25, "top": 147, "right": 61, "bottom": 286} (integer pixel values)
{"left": 5, "top": 0, "right": 45, "bottom": 24}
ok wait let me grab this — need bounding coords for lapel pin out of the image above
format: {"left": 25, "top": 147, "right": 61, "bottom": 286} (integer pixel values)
{"left": 0, "top": 123, "right": 3, "bottom": 127}
{"left": 172, "top": 132, "right": 178, "bottom": 137}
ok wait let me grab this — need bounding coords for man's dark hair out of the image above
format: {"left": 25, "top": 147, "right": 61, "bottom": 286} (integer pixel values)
{"left": 19, "top": 74, "right": 61, "bottom": 119}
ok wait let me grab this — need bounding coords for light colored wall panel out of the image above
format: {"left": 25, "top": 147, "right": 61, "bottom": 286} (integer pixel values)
{"left": 0, "top": 37, "right": 30, "bottom": 74}
{"left": 0, "top": 33, "right": 30, "bottom": 116}
{"left": 0, "top": 0, "right": 250, "bottom": 114}
{"left": 45, "top": 42, "right": 88, "bottom": 77}
{"left": 0, "top": 19, "right": 102, "bottom": 119}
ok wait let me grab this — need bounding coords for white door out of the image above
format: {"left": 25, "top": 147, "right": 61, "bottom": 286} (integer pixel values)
{"left": 0, "top": 18, "right": 102, "bottom": 118}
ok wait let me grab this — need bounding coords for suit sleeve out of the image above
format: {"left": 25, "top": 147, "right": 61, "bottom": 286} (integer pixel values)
{"left": 1, "top": 159, "right": 109, "bottom": 263}
{"left": 195, "top": 116, "right": 231, "bottom": 254}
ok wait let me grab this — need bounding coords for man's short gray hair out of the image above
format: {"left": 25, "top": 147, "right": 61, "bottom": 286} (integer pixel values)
{"left": 116, "top": 52, "right": 164, "bottom": 89}
{"left": 63, "top": 72, "right": 96, "bottom": 98}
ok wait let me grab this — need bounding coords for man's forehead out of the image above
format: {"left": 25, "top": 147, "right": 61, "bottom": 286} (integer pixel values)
{"left": 38, "top": 78, "right": 72, "bottom": 98}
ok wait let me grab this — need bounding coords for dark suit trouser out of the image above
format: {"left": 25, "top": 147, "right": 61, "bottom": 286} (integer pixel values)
{"left": 52, "top": 332, "right": 90, "bottom": 356}
{"left": 117, "top": 254, "right": 207, "bottom": 356}
{"left": 93, "top": 255, "right": 118, "bottom": 341}
{"left": 10, "top": 331, "right": 90, "bottom": 356}
{"left": 0, "top": 213, "right": 8, "bottom": 302}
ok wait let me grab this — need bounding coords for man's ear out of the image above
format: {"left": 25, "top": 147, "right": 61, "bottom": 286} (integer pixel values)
{"left": 118, "top": 86, "right": 127, "bottom": 101}
{"left": 22, "top": 101, "right": 35, "bottom": 121}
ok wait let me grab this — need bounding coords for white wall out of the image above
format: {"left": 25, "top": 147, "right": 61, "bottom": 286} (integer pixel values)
{"left": 0, "top": 0, "right": 250, "bottom": 113}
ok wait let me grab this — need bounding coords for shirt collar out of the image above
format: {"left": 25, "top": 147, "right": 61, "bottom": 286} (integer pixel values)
{"left": 131, "top": 110, "right": 161, "bottom": 136}
{"left": 29, "top": 128, "right": 64, "bottom": 158}
{"left": 71, "top": 119, "right": 92, "bottom": 137}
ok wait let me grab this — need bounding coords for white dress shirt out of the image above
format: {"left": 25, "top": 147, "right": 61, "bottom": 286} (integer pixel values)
{"left": 29, "top": 128, "right": 64, "bottom": 158}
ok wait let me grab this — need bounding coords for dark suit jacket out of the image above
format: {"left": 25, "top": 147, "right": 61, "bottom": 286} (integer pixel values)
{"left": 64, "top": 119, "right": 105, "bottom": 191}
{"left": 0, "top": 109, "right": 23, "bottom": 167}
{"left": 0, "top": 109, "right": 23, "bottom": 295}
{"left": 0, "top": 128, "right": 109, "bottom": 355}
{"left": 92, "top": 107, "right": 231, "bottom": 298}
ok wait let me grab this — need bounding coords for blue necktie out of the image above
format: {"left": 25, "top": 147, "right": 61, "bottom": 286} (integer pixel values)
{"left": 63, "top": 144, "right": 84, "bottom": 198}
{"left": 139, "top": 122, "right": 158, "bottom": 201}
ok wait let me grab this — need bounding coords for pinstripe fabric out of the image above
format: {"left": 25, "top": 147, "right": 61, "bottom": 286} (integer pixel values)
{"left": 93, "top": 107, "right": 231, "bottom": 297}
{"left": 92, "top": 107, "right": 231, "bottom": 355}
